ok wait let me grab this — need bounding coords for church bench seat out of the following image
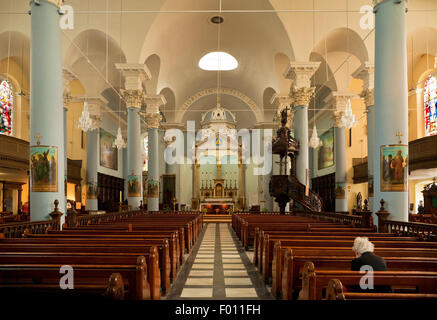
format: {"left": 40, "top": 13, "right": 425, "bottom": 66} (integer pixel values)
{"left": 298, "top": 262, "right": 437, "bottom": 300}
{"left": 272, "top": 245, "right": 437, "bottom": 299}
{"left": 280, "top": 250, "right": 437, "bottom": 300}
{"left": 260, "top": 233, "right": 421, "bottom": 280}
{"left": 25, "top": 232, "right": 183, "bottom": 272}
{"left": 0, "top": 240, "right": 172, "bottom": 294}
{"left": 326, "top": 279, "right": 437, "bottom": 300}
{"left": 0, "top": 255, "right": 153, "bottom": 300}
{"left": 252, "top": 229, "right": 398, "bottom": 266}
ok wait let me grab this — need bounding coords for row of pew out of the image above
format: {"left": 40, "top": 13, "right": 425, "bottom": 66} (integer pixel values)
{"left": 232, "top": 213, "right": 437, "bottom": 300}
{"left": 0, "top": 212, "right": 203, "bottom": 300}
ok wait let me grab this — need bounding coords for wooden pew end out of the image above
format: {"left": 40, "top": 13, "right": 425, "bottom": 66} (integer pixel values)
{"left": 106, "top": 273, "right": 125, "bottom": 300}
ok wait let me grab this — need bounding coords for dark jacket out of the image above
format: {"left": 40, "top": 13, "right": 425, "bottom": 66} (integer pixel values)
{"left": 350, "top": 252, "right": 392, "bottom": 293}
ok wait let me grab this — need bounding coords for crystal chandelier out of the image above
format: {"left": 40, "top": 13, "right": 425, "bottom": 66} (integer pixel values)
{"left": 113, "top": 127, "right": 126, "bottom": 149}
{"left": 340, "top": 98, "right": 357, "bottom": 129}
{"left": 309, "top": 124, "right": 323, "bottom": 148}
{"left": 76, "top": 101, "right": 97, "bottom": 132}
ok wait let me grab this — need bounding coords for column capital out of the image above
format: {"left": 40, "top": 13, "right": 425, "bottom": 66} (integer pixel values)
{"left": 373, "top": 0, "right": 408, "bottom": 8}
{"left": 115, "top": 63, "right": 151, "bottom": 91}
{"left": 283, "top": 61, "right": 321, "bottom": 88}
{"left": 291, "top": 87, "right": 316, "bottom": 107}
{"left": 361, "top": 89, "right": 375, "bottom": 107}
{"left": 144, "top": 112, "right": 162, "bottom": 129}
{"left": 121, "top": 89, "right": 145, "bottom": 109}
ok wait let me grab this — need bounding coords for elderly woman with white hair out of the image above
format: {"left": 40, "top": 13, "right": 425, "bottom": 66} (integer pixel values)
{"left": 350, "top": 237, "right": 392, "bottom": 293}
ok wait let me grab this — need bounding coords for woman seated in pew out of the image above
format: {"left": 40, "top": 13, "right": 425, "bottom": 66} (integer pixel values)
{"left": 349, "top": 237, "right": 392, "bottom": 293}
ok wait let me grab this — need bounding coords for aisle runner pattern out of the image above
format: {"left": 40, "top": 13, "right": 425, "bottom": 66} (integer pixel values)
{"left": 166, "top": 223, "right": 273, "bottom": 300}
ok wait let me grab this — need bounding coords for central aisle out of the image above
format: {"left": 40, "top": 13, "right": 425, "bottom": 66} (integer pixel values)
{"left": 166, "top": 223, "right": 273, "bottom": 300}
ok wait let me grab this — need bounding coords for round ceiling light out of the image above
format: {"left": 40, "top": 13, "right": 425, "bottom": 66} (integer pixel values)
{"left": 198, "top": 52, "right": 238, "bottom": 71}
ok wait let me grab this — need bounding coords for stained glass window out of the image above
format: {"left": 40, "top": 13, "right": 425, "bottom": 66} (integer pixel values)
{"left": 143, "top": 135, "right": 149, "bottom": 172}
{"left": 0, "top": 80, "right": 13, "bottom": 135}
{"left": 424, "top": 75, "right": 437, "bottom": 136}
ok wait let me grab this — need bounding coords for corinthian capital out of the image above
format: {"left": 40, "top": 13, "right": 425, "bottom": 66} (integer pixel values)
{"left": 144, "top": 112, "right": 162, "bottom": 129}
{"left": 361, "top": 89, "right": 374, "bottom": 107}
{"left": 332, "top": 111, "right": 345, "bottom": 128}
{"left": 121, "top": 89, "right": 144, "bottom": 109}
{"left": 292, "top": 87, "right": 315, "bottom": 107}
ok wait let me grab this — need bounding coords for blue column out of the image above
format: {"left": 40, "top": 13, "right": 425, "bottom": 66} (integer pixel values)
{"left": 29, "top": 0, "right": 65, "bottom": 222}
{"left": 334, "top": 125, "right": 348, "bottom": 212}
{"left": 374, "top": 0, "right": 409, "bottom": 222}
{"left": 127, "top": 107, "right": 143, "bottom": 209}
{"left": 294, "top": 105, "right": 309, "bottom": 185}
{"left": 64, "top": 106, "right": 67, "bottom": 203}
{"left": 367, "top": 104, "right": 375, "bottom": 211}
{"left": 86, "top": 129, "right": 98, "bottom": 211}
{"left": 148, "top": 126, "right": 160, "bottom": 211}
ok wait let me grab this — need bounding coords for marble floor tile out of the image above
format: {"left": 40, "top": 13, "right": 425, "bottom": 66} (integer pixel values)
{"left": 224, "top": 277, "right": 253, "bottom": 285}
{"left": 180, "top": 288, "right": 213, "bottom": 298}
{"left": 225, "top": 288, "right": 257, "bottom": 298}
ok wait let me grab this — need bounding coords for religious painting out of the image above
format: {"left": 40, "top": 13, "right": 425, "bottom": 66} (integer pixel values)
{"left": 99, "top": 128, "right": 118, "bottom": 170}
{"left": 86, "top": 181, "right": 97, "bottom": 199}
{"left": 318, "top": 127, "right": 334, "bottom": 170}
{"left": 335, "top": 182, "right": 346, "bottom": 199}
{"left": 128, "top": 175, "right": 141, "bottom": 197}
{"left": 148, "top": 179, "right": 159, "bottom": 198}
{"left": 30, "top": 146, "right": 58, "bottom": 192}
{"left": 368, "top": 175, "right": 374, "bottom": 197}
{"left": 380, "top": 145, "right": 408, "bottom": 192}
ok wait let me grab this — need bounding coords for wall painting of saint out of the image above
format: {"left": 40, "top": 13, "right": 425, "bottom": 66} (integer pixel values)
{"left": 380, "top": 145, "right": 408, "bottom": 192}
{"left": 128, "top": 175, "right": 141, "bottom": 197}
{"left": 30, "top": 146, "right": 58, "bottom": 192}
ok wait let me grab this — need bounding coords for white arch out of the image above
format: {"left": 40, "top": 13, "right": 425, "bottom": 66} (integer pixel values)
{"left": 176, "top": 88, "right": 263, "bottom": 123}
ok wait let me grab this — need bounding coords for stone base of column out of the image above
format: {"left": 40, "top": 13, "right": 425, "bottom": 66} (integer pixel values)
{"left": 335, "top": 199, "right": 348, "bottom": 213}
{"left": 86, "top": 199, "right": 98, "bottom": 212}
{"left": 148, "top": 198, "right": 159, "bottom": 212}
{"left": 128, "top": 197, "right": 142, "bottom": 210}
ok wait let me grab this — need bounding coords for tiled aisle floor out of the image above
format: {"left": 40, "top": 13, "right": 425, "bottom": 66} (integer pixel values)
{"left": 165, "top": 223, "right": 273, "bottom": 300}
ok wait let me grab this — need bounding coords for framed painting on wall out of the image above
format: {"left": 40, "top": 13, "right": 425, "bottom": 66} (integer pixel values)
{"left": 318, "top": 127, "right": 334, "bottom": 170}
{"left": 30, "top": 146, "right": 58, "bottom": 192}
{"left": 335, "top": 182, "right": 346, "bottom": 199}
{"left": 86, "top": 181, "right": 97, "bottom": 199}
{"left": 128, "top": 175, "right": 141, "bottom": 197}
{"left": 99, "top": 128, "right": 118, "bottom": 170}
{"left": 380, "top": 145, "right": 408, "bottom": 192}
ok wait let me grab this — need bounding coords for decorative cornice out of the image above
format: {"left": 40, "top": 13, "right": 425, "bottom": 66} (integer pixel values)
{"left": 352, "top": 62, "right": 375, "bottom": 91}
{"left": 115, "top": 63, "right": 151, "bottom": 91}
{"left": 145, "top": 94, "right": 166, "bottom": 114}
{"left": 283, "top": 61, "right": 321, "bottom": 89}
{"left": 177, "top": 87, "right": 263, "bottom": 123}
{"left": 121, "top": 89, "right": 144, "bottom": 109}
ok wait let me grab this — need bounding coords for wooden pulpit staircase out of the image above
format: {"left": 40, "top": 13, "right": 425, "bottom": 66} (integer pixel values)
{"left": 269, "top": 109, "right": 323, "bottom": 214}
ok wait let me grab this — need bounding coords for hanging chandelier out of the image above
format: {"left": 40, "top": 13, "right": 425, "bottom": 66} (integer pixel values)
{"left": 340, "top": 98, "right": 357, "bottom": 129}
{"left": 76, "top": 101, "right": 97, "bottom": 132}
{"left": 113, "top": 127, "right": 126, "bottom": 149}
{"left": 309, "top": 124, "right": 323, "bottom": 148}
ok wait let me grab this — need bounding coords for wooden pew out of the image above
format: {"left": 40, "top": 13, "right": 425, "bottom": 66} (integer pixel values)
{"left": 276, "top": 246, "right": 437, "bottom": 299}
{"left": 280, "top": 248, "right": 437, "bottom": 300}
{"left": 0, "top": 239, "right": 172, "bottom": 295}
{"left": 0, "top": 255, "right": 152, "bottom": 300}
{"left": 261, "top": 233, "right": 421, "bottom": 282}
{"left": 326, "top": 279, "right": 437, "bottom": 300}
{"left": 298, "top": 262, "right": 437, "bottom": 300}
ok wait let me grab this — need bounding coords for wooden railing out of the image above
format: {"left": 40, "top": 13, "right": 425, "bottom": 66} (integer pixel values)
{"left": 382, "top": 220, "right": 437, "bottom": 241}
{"left": 0, "top": 219, "right": 60, "bottom": 238}
{"left": 72, "top": 210, "right": 146, "bottom": 227}
{"left": 295, "top": 209, "right": 373, "bottom": 229}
